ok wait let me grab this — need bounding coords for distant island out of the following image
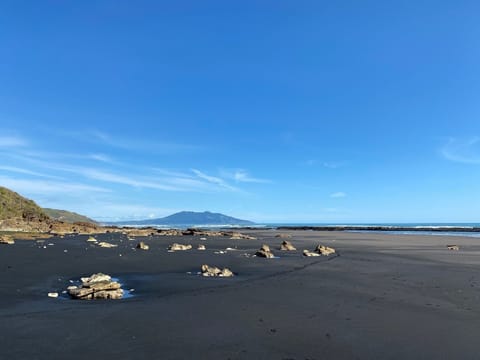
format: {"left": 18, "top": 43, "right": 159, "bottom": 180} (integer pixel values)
{"left": 106, "top": 211, "right": 254, "bottom": 226}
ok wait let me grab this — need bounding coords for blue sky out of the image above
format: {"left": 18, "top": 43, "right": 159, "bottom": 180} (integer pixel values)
{"left": 1, "top": 1, "right": 480, "bottom": 223}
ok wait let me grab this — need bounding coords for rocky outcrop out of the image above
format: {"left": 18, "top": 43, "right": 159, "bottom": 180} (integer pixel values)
{"left": 136, "top": 241, "right": 149, "bottom": 250}
{"left": 0, "top": 235, "right": 14, "bottom": 244}
{"left": 168, "top": 243, "right": 192, "bottom": 251}
{"left": 280, "top": 240, "right": 296, "bottom": 251}
{"left": 68, "top": 273, "right": 124, "bottom": 300}
{"left": 229, "top": 232, "right": 256, "bottom": 240}
{"left": 256, "top": 244, "right": 275, "bottom": 258}
{"left": 303, "top": 245, "right": 336, "bottom": 256}
{"left": 201, "top": 264, "right": 234, "bottom": 277}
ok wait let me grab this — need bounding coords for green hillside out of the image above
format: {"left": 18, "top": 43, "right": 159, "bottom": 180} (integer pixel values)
{"left": 43, "top": 208, "right": 97, "bottom": 224}
{"left": 0, "top": 186, "right": 50, "bottom": 221}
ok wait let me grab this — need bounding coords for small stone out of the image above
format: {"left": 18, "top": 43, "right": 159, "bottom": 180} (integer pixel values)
{"left": 168, "top": 243, "right": 192, "bottom": 251}
{"left": 136, "top": 241, "right": 149, "bottom": 250}
{"left": 201, "top": 264, "right": 234, "bottom": 277}
{"left": 256, "top": 244, "right": 275, "bottom": 258}
{"left": 48, "top": 292, "right": 59, "bottom": 298}
{"left": 280, "top": 240, "right": 296, "bottom": 251}
{"left": 197, "top": 244, "right": 206, "bottom": 250}
{"left": 447, "top": 244, "right": 459, "bottom": 251}
{"left": 87, "top": 236, "right": 97, "bottom": 242}
{"left": 316, "top": 245, "right": 336, "bottom": 256}
{"left": 97, "top": 242, "right": 117, "bottom": 248}
{"left": 303, "top": 249, "right": 321, "bottom": 257}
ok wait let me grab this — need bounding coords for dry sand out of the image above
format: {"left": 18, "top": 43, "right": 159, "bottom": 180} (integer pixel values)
{"left": 1, "top": 230, "right": 480, "bottom": 359}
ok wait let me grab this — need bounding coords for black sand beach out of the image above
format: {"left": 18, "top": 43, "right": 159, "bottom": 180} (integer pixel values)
{"left": 1, "top": 230, "right": 480, "bottom": 359}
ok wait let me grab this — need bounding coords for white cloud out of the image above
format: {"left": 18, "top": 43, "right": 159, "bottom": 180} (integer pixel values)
{"left": 330, "top": 192, "right": 347, "bottom": 198}
{"left": 441, "top": 137, "right": 480, "bottom": 164}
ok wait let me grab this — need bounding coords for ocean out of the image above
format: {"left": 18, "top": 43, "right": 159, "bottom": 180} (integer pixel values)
{"left": 114, "top": 222, "right": 480, "bottom": 238}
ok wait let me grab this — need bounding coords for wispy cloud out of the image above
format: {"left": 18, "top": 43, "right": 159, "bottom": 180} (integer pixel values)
{"left": 323, "top": 161, "right": 346, "bottom": 169}
{"left": 441, "top": 137, "right": 480, "bottom": 164}
{"left": 0, "top": 165, "right": 62, "bottom": 179}
{"left": 85, "top": 130, "right": 200, "bottom": 153}
{"left": 192, "top": 169, "right": 239, "bottom": 191}
{"left": 302, "top": 160, "right": 346, "bottom": 168}
{"left": 0, "top": 135, "right": 28, "bottom": 147}
{"left": 88, "top": 153, "right": 114, "bottom": 163}
{"left": 76, "top": 168, "right": 184, "bottom": 191}
{"left": 330, "top": 192, "right": 347, "bottom": 198}
{"left": 0, "top": 176, "right": 111, "bottom": 195}
{"left": 221, "top": 169, "right": 271, "bottom": 184}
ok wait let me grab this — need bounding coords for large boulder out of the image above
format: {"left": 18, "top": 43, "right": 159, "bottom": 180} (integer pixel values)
{"left": 201, "top": 264, "right": 234, "bottom": 277}
{"left": 280, "top": 240, "right": 296, "bottom": 251}
{"left": 256, "top": 244, "right": 275, "bottom": 258}
{"left": 68, "top": 273, "right": 124, "bottom": 300}
{"left": 168, "top": 243, "right": 192, "bottom": 251}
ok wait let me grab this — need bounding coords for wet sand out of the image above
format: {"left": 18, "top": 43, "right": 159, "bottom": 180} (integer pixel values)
{"left": 1, "top": 230, "right": 480, "bottom": 359}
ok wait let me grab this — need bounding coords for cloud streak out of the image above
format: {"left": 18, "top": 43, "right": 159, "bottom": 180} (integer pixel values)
{"left": 192, "top": 169, "right": 239, "bottom": 191}
{"left": 441, "top": 137, "right": 480, "bottom": 164}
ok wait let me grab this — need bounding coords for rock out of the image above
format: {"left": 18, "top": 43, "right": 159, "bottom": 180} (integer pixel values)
{"left": 316, "top": 245, "right": 336, "bottom": 256}
{"left": 47, "top": 292, "right": 58, "bottom": 298}
{"left": 197, "top": 244, "right": 206, "bottom": 250}
{"left": 275, "top": 233, "right": 292, "bottom": 238}
{"left": 256, "top": 244, "right": 275, "bottom": 258}
{"left": 447, "top": 244, "right": 460, "bottom": 251}
{"left": 303, "top": 250, "right": 321, "bottom": 257}
{"left": 97, "top": 242, "right": 117, "bottom": 248}
{"left": 201, "top": 264, "right": 234, "bottom": 277}
{"left": 229, "top": 232, "right": 256, "bottom": 240}
{"left": 68, "top": 273, "right": 124, "bottom": 300}
{"left": 87, "top": 236, "right": 97, "bottom": 242}
{"left": 0, "top": 235, "right": 14, "bottom": 244}
{"left": 168, "top": 243, "right": 192, "bottom": 251}
{"left": 136, "top": 241, "right": 149, "bottom": 250}
{"left": 280, "top": 240, "right": 296, "bottom": 251}
{"left": 81, "top": 273, "right": 111, "bottom": 284}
